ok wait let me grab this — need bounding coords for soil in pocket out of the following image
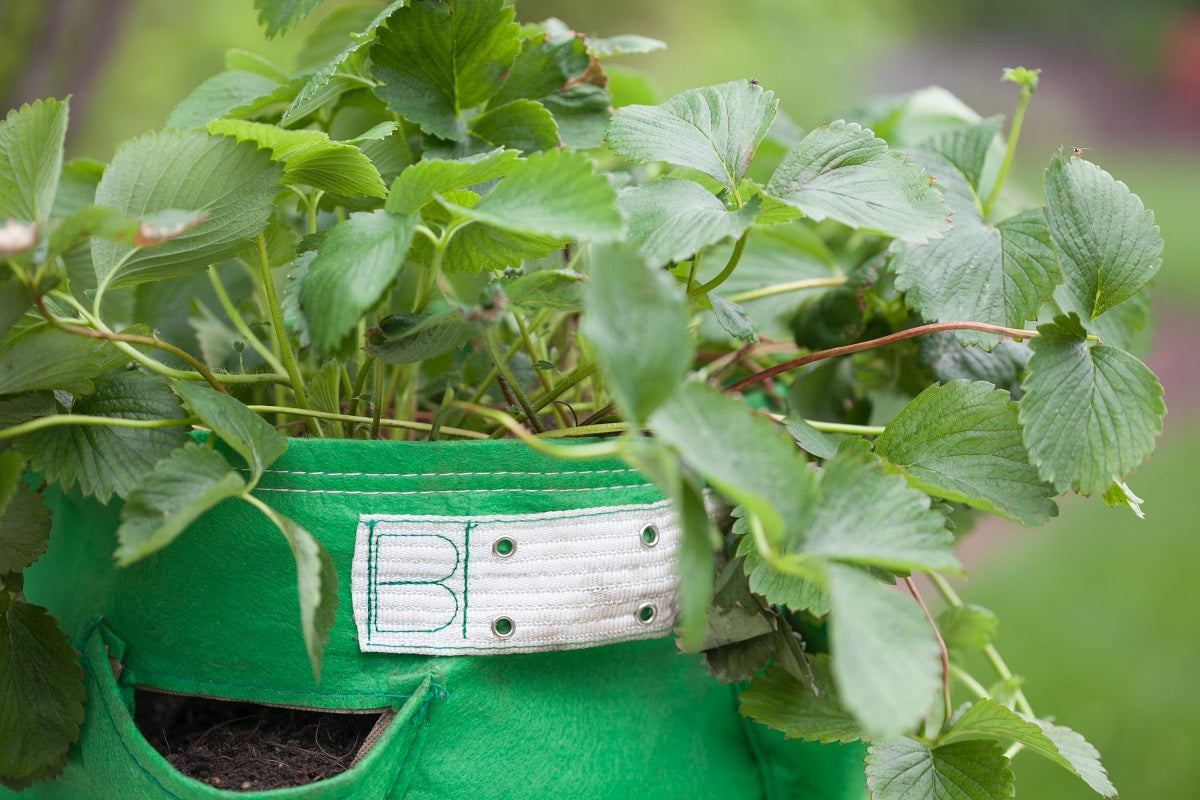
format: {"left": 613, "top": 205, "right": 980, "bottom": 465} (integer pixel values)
{"left": 134, "top": 688, "right": 384, "bottom": 792}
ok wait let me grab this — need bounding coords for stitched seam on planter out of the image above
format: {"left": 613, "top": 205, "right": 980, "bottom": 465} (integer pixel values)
{"left": 87, "top": 637, "right": 183, "bottom": 799}
{"left": 358, "top": 501, "right": 674, "bottom": 525}
{"left": 255, "top": 484, "right": 654, "bottom": 496}
{"left": 357, "top": 625, "right": 675, "bottom": 652}
{"left": 246, "top": 467, "right": 639, "bottom": 479}
{"left": 123, "top": 668, "right": 416, "bottom": 703}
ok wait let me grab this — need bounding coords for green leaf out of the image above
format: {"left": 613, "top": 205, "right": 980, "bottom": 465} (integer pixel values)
{"left": 166, "top": 70, "right": 284, "bottom": 130}
{"left": 467, "top": 99, "right": 559, "bottom": 154}
{"left": 0, "top": 596, "right": 85, "bottom": 791}
{"left": 542, "top": 85, "right": 612, "bottom": 148}
{"left": 650, "top": 385, "right": 815, "bottom": 555}
{"left": 1044, "top": 152, "right": 1162, "bottom": 320}
{"left": 739, "top": 656, "right": 864, "bottom": 744}
{"left": 617, "top": 178, "right": 759, "bottom": 267}
{"left": 942, "top": 699, "right": 1116, "bottom": 798}
{"left": 299, "top": 210, "right": 416, "bottom": 353}
{"left": 92, "top": 130, "right": 282, "bottom": 289}
{"left": 799, "top": 444, "right": 960, "bottom": 574}
{"left": 1102, "top": 479, "right": 1145, "bottom": 519}
{"left": 370, "top": 0, "right": 520, "bottom": 141}
{"left": 173, "top": 382, "right": 287, "bottom": 480}
{"left": 709, "top": 294, "right": 757, "bottom": 343}
{"left": 0, "top": 98, "right": 69, "bottom": 223}
{"left": 587, "top": 33, "right": 667, "bottom": 58}
{"left": 225, "top": 49, "right": 291, "bottom": 82}
{"left": 446, "top": 149, "right": 622, "bottom": 241}
{"left": 254, "top": 0, "right": 324, "bottom": 38}
{"left": 0, "top": 393, "right": 55, "bottom": 429}
{"left": 606, "top": 80, "right": 777, "bottom": 193}
{"left": 738, "top": 536, "right": 829, "bottom": 615}
{"left": 865, "top": 738, "right": 1015, "bottom": 800}
{"left": 766, "top": 121, "right": 951, "bottom": 243}
{"left": 282, "top": 0, "right": 406, "bottom": 125}
{"left": 366, "top": 310, "right": 473, "bottom": 364}
{"left": 114, "top": 443, "right": 246, "bottom": 565}
{"left": 490, "top": 33, "right": 589, "bottom": 107}
{"left": 0, "top": 324, "right": 127, "bottom": 396}
{"left": 266, "top": 510, "right": 338, "bottom": 683}
{"left": 875, "top": 380, "right": 1057, "bottom": 526}
{"left": 581, "top": 241, "right": 692, "bottom": 423}
{"left": 207, "top": 119, "right": 386, "bottom": 198}
{"left": 441, "top": 220, "right": 565, "bottom": 274}
{"left": 936, "top": 605, "right": 998, "bottom": 653}
{"left": 385, "top": 148, "right": 521, "bottom": 216}
{"left": 0, "top": 480, "right": 50, "bottom": 574}
{"left": 0, "top": 450, "right": 21, "bottom": 515}
{"left": 783, "top": 417, "right": 840, "bottom": 460}
{"left": 917, "top": 334, "right": 1029, "bottom": 397}
{"left": 503, "top": 269, "right": 584, "bottom": 310}
{"left": 674, "top": 474, "right": 719, "bottom": 651}
{"left": 891, "top": 209, "right": 1060, "bottom": 347}
{"left": 0, "top": 275, "right": 31, "bottom": 338}
{"left": 16, "top": 371, "right": 190, "bottom": 502}
{"left": 1019, "top": 313, "right": 1164, "bottom": 494}
{"left": 828, "top": 564, "right": 942, "bottom": 739}
{"left": 925, "top": 115, "right": 1003, "bottom": 193}
{"left": 46, "top": 206, "right": 207, "bottom": 264}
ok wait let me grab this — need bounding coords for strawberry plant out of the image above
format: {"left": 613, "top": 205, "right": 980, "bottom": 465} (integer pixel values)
{"left": 0, "top": 1, "right": 1164, "bottom": 797}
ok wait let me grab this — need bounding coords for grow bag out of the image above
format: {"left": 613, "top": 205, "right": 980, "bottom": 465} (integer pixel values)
{"left": 9, "top": 438, "right": 865, "bottom": 799}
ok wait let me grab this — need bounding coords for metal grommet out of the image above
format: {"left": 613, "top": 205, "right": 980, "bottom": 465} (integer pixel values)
{"left": 492, "top": 616, "right": 515, "bottom": 637}
{"left": 492, "top": 536, "right": 516, "bottom": 557}
{"left": 635, "top": 603, "right": 657, "bottom": 625}
{"left": 640, "top": 524, "right": 659, "bottom": 548}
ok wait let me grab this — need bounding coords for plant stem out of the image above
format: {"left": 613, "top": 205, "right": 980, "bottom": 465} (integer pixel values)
{"left": 35, "top": 295, "right": 232, "bottom": 394}
{"left": 207, "top": 267, "right": 288, "bottom": 375}
{"left": 802, "top": 419, "right": 885, "bottom": 436}
{"left": 370, "top": 356, "right": 385, "bottom": 439}
{"left": 725, "top": 276, "right": 846, "bottom": 304}
{"left": 949, "top": 663, "right": 991, "bottom": 700}
{"left": 247, "top": 405, "right": 488, "bottom": 439}
{"left": 255, "top": 234, "right": 321, "bottom": 437}
{"left": 689, "top": 230, "right": 749, "bottom": 298}
{"left": 529, "top": 363, "right": 597, "bottom": 414}
{"left": 537, "top": 422, "right": 629, "bottom": 439}
{"left": 726, "top": 321, "right": 1042, "bottom": 394}
{"left": 483, "top": 328, "right": 544, "bottom": 433}
{"left": 983, "top": 79, "right": 1036, "bottom": 219}
{"left": 307, "top": 190, "right": 324, "bottom": 235}
{"left": 514, "top": 313, "right": 568, "bottom": 428}
{"left": 907, "top": 577, "right": 953, "bottom": 730}
{"left": 453, "top": 402, "right": 621, "bottom": 459}
{"left": 0, "top": 413, "right": 197, "bottom": 441}
{"left": 929, "top": 573, "right": 1037, "bottom": 719}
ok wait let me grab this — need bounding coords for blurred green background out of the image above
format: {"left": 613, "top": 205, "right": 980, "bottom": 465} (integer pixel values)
{"left": 3, "top": 1, "right": 1198, "bottom": 797}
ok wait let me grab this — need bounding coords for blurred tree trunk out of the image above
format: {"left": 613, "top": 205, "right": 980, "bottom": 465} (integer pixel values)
{"left": 0, "top": 0, "right": 130, "bottom": 144}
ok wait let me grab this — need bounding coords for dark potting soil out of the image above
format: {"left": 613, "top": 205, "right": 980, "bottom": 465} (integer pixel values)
{"left": 133, "top": 688, "right": 384, "bottom": 791}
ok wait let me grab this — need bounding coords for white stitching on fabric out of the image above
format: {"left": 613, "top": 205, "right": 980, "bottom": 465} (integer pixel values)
{"left": 255, "top": 484, "right": 653, "bottom": 497}
{"left": 241, "top": 467, "right": 639, "bottom": 479}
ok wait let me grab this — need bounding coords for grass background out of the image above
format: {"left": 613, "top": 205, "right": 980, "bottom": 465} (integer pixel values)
{"left": 3, "top": 1, "right": 1198, "bottom": 797}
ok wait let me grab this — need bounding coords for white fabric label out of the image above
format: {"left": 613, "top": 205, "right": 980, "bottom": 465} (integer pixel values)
{"left": 351, "top": 500, "right": 683, "bottom": 655}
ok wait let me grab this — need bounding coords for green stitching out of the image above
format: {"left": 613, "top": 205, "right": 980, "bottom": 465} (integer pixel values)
{"left": 367, "top": 519, "right": 378, "bottom": 646}
{"left": 462, "top": 521, "right": 475, "bottom": 640}
{"left": 373, "top": 534, "right": 462, "bottom": 634}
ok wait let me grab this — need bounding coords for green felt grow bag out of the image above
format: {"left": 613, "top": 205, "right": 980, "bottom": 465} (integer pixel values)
{"left": 8, "top": 438, "right": 865, "bottom": 799}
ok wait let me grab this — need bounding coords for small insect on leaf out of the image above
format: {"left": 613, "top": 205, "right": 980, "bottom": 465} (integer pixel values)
{"left": 132, "top": 209, "right": 210, "bottom": 247}
{"left": 0, "top": 219, "right": 37, "bottom": 254}
{"left": 1071, "top": 146, "right": 1089, "bottom": 158}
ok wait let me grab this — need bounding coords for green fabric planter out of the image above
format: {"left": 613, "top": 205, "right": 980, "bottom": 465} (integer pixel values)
{"left": 9, "top": 438, "right": 865, "bottom": 799}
